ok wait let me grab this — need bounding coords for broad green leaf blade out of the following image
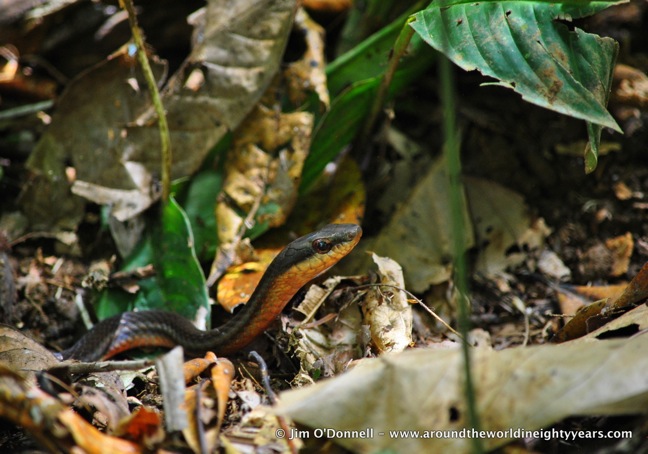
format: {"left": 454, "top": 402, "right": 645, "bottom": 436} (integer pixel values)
{"left": 96, "top": 199, "right": 210, "bottom": 323}
{"left": 150, "top": 198, "right": 210, "bottom": 322}
{"left": 410, "top": 0, "right": 622, "bottom": 132}
{"left": 181, "top": 170, "right": 222, "bottom": 262}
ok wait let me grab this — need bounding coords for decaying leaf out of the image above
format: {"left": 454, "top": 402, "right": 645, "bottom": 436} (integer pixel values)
{"left": 370, "top": 156, "right": 474, "bottom": 292}
{"left": 0, "top": 364, "right": 140, "bottom": 453}
{"left": 275, "top": 331, "right": 648, "bottom": 453}
{"left": 465, "top": 177, "right": 550, "bottom": 276}
{"left": 292, "top": 277, "right": 365, "bottom": 380}
{"left": 284, "top": 8, "right": 329, "bottom": 108}
{"left": 22, "top": 0, "right": 298, "bottom": 229}
{"left": 216, "top": 104, "right": 313, "bottom": 239}
{"left": 554, "top": 261, "right": 648, "bottom": 343}
{"left": 362, "top": 253, "right": 412, "bottom": 353}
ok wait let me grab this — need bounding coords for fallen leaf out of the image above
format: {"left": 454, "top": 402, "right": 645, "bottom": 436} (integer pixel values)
{"left": 275, "top": 334, "right": 648, "bottom": 453}
{"left": 554, "top": 261, "right": 648, "bottom": 342}
{"left": 23, "top": 0, "right": 298, "bottom": 229}
{"left": 370, "top": 156, "right": 474, "bottom": 292}
{"left": 466, "top": 177, "right": 550, "bottom": 276}
{"left": 284, "top": 8, "right": 329, "bottom": 108}
{"left": 605, "top": 232, "right": 633, "bottom": 277}
{"left": 362, "top": 253, "right": 412, "bottom": 353}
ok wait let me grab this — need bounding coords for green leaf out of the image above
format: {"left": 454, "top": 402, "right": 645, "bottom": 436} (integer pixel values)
{"left": 410, "top": 0, "right": 622, "bottom": 132}
{"left": 181, "top": 170, "right": 222, "bottom": 262}
{"left": 96, "top": 198, "right": 209, "bottom": 322}
{"left": 301, "top": 34, "right": 434, "bottom": 193}
{"left": 149, "top": 198, "right": 210, "bottom": 320}
{"left": 328, "top": 10, "right": 414, "bottom": 98}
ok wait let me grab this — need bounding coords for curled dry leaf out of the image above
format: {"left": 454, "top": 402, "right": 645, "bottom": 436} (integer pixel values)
{"left": 275, "top": 332, "right": 648, "bottom": 453}
{"left": 0, "top": 363, "right": 140, "bottom": 453}
{"left": 284, "top": 8, "right": 329, "bottom": 108}
{"left": 362, "top": 253, "right": 412, "bottom": 353}
{"left": 211, "top": 358, "right": 236, "bottom": 434}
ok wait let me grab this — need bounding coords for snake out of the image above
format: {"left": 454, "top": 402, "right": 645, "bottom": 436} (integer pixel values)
{"left": 55, "top": 224, "right": 362, "bottom": 362}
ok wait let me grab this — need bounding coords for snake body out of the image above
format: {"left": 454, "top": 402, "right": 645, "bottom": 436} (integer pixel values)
{"left": 57, "top": 224, "right": 362, "bottom": 361}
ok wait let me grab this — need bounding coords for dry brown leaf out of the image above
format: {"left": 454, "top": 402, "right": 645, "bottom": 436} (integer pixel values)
{"left": 284, "top": 8, "right": 329, "bottom": 108}
{"left": 275, "top": 333, "right": 648, "bottom": 453}
{"left": 466, "top": 177, "right": 551, "bottom": 276}
{"left": 211, "top": 358, "right": 235, "bottom": 434}
{"left": 292, "top": 277, "right": 364, "bottom": 380}
{"left": 211, "top": 103, "right": 313, "bottom": 283}
{"left": 183, "top": 382, "right": 219, "bottom": 453}
{"left": 370, "top": 156, "right": 474, "bottom": 292}
{"left": 216, "top": 247, "right": 279, "bottom": 312}
{"left": 114, "top": 406, "right": 164, "bottom": 448}
{"left": 605, "top": 232, "right": 633, "bottom": 277}
{"left": 23, "top": 0, "right": 298, "bottom": 229}
{"left": 0, "top": 364, "right": 140, "bottom": 453}
{"left": 0, "top": 325, "right": 59, "bottom": 379}
{"left": 362, "top": 253, "right": 412, "bottom": 353}
{"left": 555, "top": 283, "right": 627, "bottom": 317}
{"left": 554, "top": 261, "right": 648, "bottom": 343}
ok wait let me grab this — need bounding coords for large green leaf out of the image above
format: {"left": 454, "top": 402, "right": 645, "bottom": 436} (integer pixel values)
{"left": 96, "top": 198, "right": 210, "bottom": 323}
{"left": 148, "top": 198, "right": 210, "bottom": 320}
{"left": 181, "top": 170, "right": 222, "bottom": 262}
{"left": 410, "top": 0, "right": 622, "bottom": 132}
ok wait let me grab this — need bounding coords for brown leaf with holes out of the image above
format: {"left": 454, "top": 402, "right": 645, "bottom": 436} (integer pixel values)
{"left": 553, "top": 261, "right": 648, "bottom": 342}
{"left": 605, "top": 232, "right": 633, "bottom": 277}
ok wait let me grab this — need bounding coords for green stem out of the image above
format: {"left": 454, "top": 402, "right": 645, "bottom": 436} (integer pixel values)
{"left": 439, "top": 55, "right": 483, "bottom": 453}
{"left": 119, "top": 0, "right": 172, "bottom": 203}
{"left": 355, "top": 18, "right": 415, "bottom": 152}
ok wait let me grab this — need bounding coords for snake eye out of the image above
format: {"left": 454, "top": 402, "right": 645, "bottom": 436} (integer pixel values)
{"left": 312, "top": 239, "right": 333, "bottom": 254}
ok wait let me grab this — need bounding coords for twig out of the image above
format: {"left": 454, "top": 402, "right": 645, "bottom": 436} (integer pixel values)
{"left": 355, "top": 283, "right": 462, "bottom": 339}
{"left": 354, "top": 17, "right": 415, "bottom": 153}
{"left": 49, "top": 358, "right": 155, "bottom": 375}
{"left": 119, "top": 0, "right": 172, "bottom": 202}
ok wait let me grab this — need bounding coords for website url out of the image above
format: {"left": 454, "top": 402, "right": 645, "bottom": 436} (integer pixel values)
{"left": 387, "top": 428, "right": 633, "bottom": 441}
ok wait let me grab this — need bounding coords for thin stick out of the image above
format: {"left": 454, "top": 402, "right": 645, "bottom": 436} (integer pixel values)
{"left": 355, "top": 19, "right": 415, "bottom": 152}
{"left": 119, "top": 0, "right": 172, "bottom": 203}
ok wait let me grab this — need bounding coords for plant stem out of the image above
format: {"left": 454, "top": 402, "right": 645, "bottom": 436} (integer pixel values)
{"left": 355, "top": 18, "right": 415, "bottom": 153}
{"left": 119, "top": 0, "right": 172, "bottom": 203}
{"left": 439, "top": 55, "right": 483, "bottom": 453}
